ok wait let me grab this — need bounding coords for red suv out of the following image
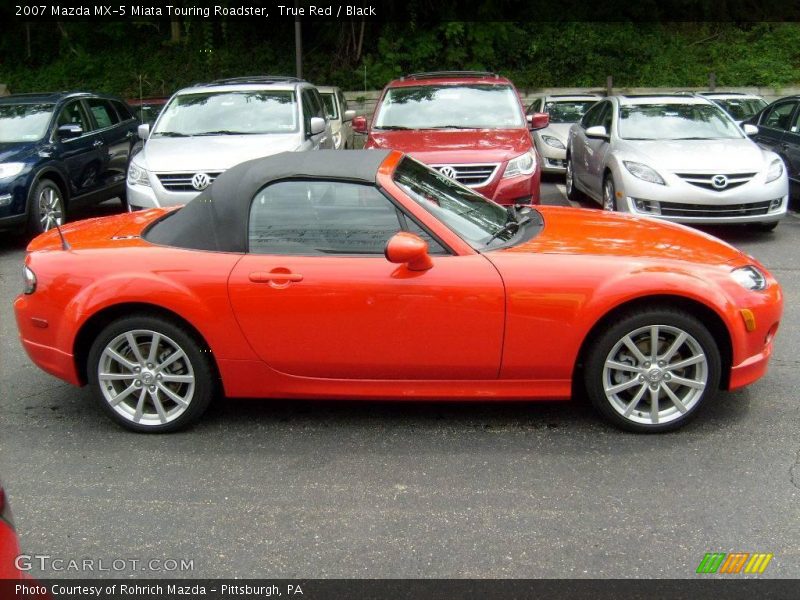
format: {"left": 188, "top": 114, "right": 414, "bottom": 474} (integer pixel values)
{"left": 354, "top": 71, "right": 549, "bottom": 205}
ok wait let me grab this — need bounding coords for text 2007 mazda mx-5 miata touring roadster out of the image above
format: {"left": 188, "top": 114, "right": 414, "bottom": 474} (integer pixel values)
{"left": 14, "top": 150, "right": 782, "bottom": 433}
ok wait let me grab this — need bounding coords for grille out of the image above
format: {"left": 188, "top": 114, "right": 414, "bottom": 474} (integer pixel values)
{"left": 674, "top": 172, "right": 757, "bottom": 192}
{"left": 157, "top": 172, "right": 223, "bottom": 192}
{"left": 659, "top": 201, "right": 771, "bottom": 218}
{"left": 432, "top": 164, "right": 498, "bottom": 187}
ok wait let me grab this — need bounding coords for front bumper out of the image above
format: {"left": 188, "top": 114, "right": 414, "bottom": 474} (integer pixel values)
{"left": 618, "top": 170, "right": 788, "bottom": 224}
{"left": 476, "top": 170, "right": 542, "bottom": 206}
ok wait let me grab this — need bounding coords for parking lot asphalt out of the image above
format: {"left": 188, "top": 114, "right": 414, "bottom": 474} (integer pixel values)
{"left": 1, "top": 184, "right": 798, "bottom": 579}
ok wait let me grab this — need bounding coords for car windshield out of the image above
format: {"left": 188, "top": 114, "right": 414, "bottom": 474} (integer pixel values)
{"left": 0, "top": 103, "right": 54, "bottom": 142}
{"left": 618, "top": 103, "right": 743, "bottom": 140}
{"left": 374, "top": 84, "right": 525, "bottom": 130}
{"left": 320, "top": 93, "right": 338, "bottom": 120}
{"left": 153, "top": 91, "right": 298, "bottom": 136}
{"left": 543, "top": 100, "right": 598, "bottom": 123}
{"left": 393, "top": 156, "right": 516, "bottom": 248}
{"left": 715, "top": 98, "right": 767, "bottom": 121}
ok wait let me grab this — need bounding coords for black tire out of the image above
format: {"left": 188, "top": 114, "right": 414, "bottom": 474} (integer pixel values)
{"left": 602, "top": 173, "right": 617, "bottom": 212}
{"left": 27, "top": 178, "right": 66, "bottom": 235}
{"left": 583, "top": 307, "right": 721, "bottom": 433}
{"left": 87, "top": 315, "right": 216, "bottom": 433}
{"left": 565, "top": 155, "right": 584, "bottom": 202}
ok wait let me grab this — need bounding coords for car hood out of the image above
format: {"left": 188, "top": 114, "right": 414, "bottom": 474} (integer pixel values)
{"left": 0, "top": 141, "right": 39, "bottom": 163}
{"left": 500, "top": 206, "right": 744, "bottom": 264}
{"left": 137, "top": 134, "right": 301, "bottom": 172}
{"left": 367, "top": 129, "right": 531, "bottom": 163}
{"left": 616, "top": 138, "right": 766, "bottom": 172}
{"left": 537, "top": 122, "right": 572, "bottom": 142}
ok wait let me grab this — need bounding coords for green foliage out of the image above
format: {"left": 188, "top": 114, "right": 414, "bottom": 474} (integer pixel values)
{"left": 1, "top": 21, "right": 799, "bottom": 98}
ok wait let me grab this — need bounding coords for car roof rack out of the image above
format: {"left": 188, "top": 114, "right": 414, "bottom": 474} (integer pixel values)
{"left": 204, "top": 76, "right": 306, "bottom": 86}
{"left": 401, "top": 71, "right": 500, "bottom": 81}
{"left": 699, "top": 91, "right": 748, "bottom": 96}
{"left": 620, "top": 92, "right": 696, "bottom": 98}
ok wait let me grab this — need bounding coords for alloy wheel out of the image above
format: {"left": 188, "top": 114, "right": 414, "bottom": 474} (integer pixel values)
{"left": 98, "top": 329, "right": 195, "bottom": 426}
{"left": 602, "top": 178, "right": 616, "bottom": 211}
{"left": 38, "top": 186, "right": 64, "bottom": 231}
{"left": 602, "top": 324, "right": 708, "bottom": 426}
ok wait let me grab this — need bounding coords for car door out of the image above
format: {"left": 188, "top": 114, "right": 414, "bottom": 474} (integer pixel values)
{"left": 227, "top": 179, "right": 505, "bottom": 380}
{"left": 52, "top": 99, "right": 104, "bottom": 198}
{"left": 337, "top": 89, "right": 353, "bottom": 148}
{"left": 753, "top": 99, "right": 798, "bottom": 155}
{"left": 778, "top": 104, "right": 800, "bottom": 186}
{"left": 571, "top": 101, "right": 606, "bottom": 193}
{"left": 583, "top": 101, "right": 613, "bottom": 194}
{"left": 85, "top": 98, "right": 133, "bottom": 189}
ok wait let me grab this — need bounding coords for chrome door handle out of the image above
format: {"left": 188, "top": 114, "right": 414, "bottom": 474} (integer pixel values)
{"left": 93, "top": 140, "right": 104, "bottom": 148}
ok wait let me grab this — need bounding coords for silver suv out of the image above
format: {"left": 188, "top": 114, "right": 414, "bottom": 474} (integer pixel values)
{"left": 127, "top": 77, "right": 333, "bottom": 209}
{"left": 566, "top": 94, "right": 788, "bottom": 230}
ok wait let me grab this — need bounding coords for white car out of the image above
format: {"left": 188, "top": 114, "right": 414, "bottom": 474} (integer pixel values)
{"left": 318, "top": 86, "right": 355, "bottom": 149}
{"left": 699, "top": 92, "right": 767, "bottom": 125}
{"left": 527, "top": 94, "right": 601, "bottom": 173}
{"left": 127, "top": 77, "right": 333, "bottom": 209}
{"left": 566, "top": 94, "right": 788, "bottom": 230}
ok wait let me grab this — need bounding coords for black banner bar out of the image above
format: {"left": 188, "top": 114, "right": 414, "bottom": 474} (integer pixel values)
{"left": 3, "top": 579, "right": 800, "bottom": 600}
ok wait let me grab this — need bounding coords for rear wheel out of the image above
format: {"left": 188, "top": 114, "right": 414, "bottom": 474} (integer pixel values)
{"left": 87, "top": 315, "right": 216, "bottom": 433}
{"left": 584, "top": 307, "right": 721, "bottom": 433}
{"left": 28, "top": 178, "right": 66, "bottom": 235}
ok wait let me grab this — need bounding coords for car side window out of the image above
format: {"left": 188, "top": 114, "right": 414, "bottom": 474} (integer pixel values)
{"left": 310, "top": 89, "right": 326, "bottom": 120}
{"left": 300, "top": 90, "right": 314, "bottom": 134}
{"left": 111, "top": 100, "right": 135, "bottom": 122}
{"left": 600, "top": 102, "right": 613, "bottom": 133}
{"left": 86, "top": 99, "right": 120, "bottom": 129}
{"left": 338, "top": 90, "right": 348, "bottom": 114}
{"left": 762, "top": 102, "right": 797, "bottom": 131}
{"left": 249, "top": 180, "right": 445, "bottom": 256}
{"left": 580, "top": 102, "right": 603, "bottom": 129}
{"left": 56, "top": 100, "right": 91, "bottom": 132}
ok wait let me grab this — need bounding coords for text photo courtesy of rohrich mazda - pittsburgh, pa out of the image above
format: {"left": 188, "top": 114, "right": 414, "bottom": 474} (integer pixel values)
{"left": 1, "top": 3, "right": 799, "bottom": 599}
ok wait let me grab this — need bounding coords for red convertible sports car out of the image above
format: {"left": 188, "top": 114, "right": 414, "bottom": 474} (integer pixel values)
{"left": 14, "top": 150, "right": 782, "bottom": 433}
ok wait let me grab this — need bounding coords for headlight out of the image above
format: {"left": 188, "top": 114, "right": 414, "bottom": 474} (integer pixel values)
{"left": 126, "top": 161, "right": 150, "bottom": 187}
{"left": 623, "top": 161, "right": 665, "bottom": 185}
{"left": 731, "top": 266, "right": 767, "bottom": 291}
{"left": 765, "top": 158, "right": 784, "bottom": 184}
{"left": 0, "top": 163, "right": 25, "bottom": 180}
{"left": 503, "top": 151, "right": 537, "bottom": 178}
{"left": 541, "top": 135, "right": 565, "bottom": 150}
{"left": 23, "top": 265, "right": 36, "bottom": 295}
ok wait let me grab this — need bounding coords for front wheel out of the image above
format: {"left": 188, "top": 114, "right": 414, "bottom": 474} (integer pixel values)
{"left": 28, "top": 178, "right": 66, "bottom": 235}
{"left": 87, "top": 315, "right": 216, "bottom": 433}
{"left": 565, "top": 156, "right": 583, "bottom": 202}
{"left": 584, "top": 308, "right": 721, "bottom": 433}
{"left": 602, "top": 174, "right": 617, "bottom": 211}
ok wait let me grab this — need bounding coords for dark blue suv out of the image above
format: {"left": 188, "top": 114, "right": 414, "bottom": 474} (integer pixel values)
{"left": 0, "top": 92, "right": 138, "bottom": 235}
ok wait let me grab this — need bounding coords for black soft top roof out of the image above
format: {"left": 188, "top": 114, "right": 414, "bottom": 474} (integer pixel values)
{"left": 145, "top": 149, "right": 393, "bottom": 253}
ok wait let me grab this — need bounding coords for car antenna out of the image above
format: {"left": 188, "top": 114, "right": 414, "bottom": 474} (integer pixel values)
{"left": 53, "top": 221, "right": 71, "bottom": 250}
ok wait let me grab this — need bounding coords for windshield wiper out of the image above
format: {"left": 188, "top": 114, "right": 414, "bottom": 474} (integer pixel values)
{"left": 425, "top": 125, "right": 478, "bottom": 130}
{"left": 485, "top": 205, "right": 530, "bottom": 245}
{"left": 152, "top": 131, "right": 190, "bottom": 137}
{"left": 193, "top": 130, "right": 256, "bottom": 136}
{"left": 374, "top": 125, "right": 414, "bottom": 130}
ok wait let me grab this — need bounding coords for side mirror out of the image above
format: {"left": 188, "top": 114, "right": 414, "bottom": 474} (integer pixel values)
{"left": 742, "top": 123, "right": 759, "bottom": 136}
{"left": 527, "top": 112, "right": 550, "bottom": 131}
{"left": 343, "top": 109, "right": 356, "bottom": 122}
{"left": 56, "top": 124, "right": 83, "bottom": 139}
{"left": 352, "top": 115, "right": 368, "bottom": 134}
{"left": 384, "top": 232, "right": 433, "bottom": 272}
{"left": 309, "top": 116, "right": 326, "bottom": 136}
{"left": 137, "top": 123, "right": 150, "bottom": 140}
{"left": 585, "top": 125, "right": 609, "bottom": 140}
